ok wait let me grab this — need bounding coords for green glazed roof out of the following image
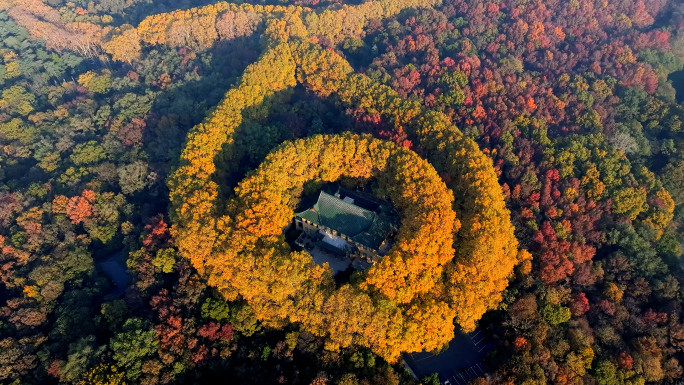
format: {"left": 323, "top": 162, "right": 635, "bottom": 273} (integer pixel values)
{"left": 297, "top": 191, "right": 374, "bottom": 236}
{"left": 295, "top": 191, "right": 396, "bottom": 251}
{"left": 351, "top": 212, "right": 393, "bottom": 250}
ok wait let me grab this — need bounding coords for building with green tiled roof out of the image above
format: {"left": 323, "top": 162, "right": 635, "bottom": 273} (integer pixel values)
{"left": 294, "top": 188, "right": 398, "bottom": 263}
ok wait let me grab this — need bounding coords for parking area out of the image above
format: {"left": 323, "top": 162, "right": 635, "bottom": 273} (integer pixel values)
{"left": 468, "top": 328, "right": 489, "bottom": 353}
{"left": 404, "top": 328, "right": 491, "bottom": 385}
{"left": 447, "top": 362, "right": 487, "bottom": 385}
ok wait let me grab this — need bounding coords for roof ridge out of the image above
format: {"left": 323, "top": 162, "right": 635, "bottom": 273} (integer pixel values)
{"left": 319, "top": 191, "right": 374, "bottom": 216}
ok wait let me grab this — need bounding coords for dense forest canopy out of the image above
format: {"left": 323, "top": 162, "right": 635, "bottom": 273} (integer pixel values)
{"left": 0, "top": 0, "right": 682, "bottom": 384}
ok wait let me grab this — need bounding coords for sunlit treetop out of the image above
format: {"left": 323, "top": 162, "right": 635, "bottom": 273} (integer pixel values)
{"left": 1, "top": 0, "right": 440, "bottom": 61}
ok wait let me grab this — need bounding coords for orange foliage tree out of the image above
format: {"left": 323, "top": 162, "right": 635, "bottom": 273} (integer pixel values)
{"left": 291, "top": 41, "right": 529, "bottom": 330}
{"left": 169, "top": 36, "right": 525, "bottom": 359}
{"left": 174, "top": 131, "right": 457, "bottom": 361}
{"left": 130, "top": 0, "right": 438, "bottom": 51}
{"left": 1, "top": 0, "right": 106, "bottom": 56}
{"left": 4, "top": 0, "right": 440, "bottom": 64}
{"left": 168, "top": 42, "right": 297, "bottom": 276}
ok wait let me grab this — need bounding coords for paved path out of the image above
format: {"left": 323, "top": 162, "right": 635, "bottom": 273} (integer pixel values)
{"left": 404, "top": 328, "right": 491, "bottom": 384}
{"left": 308, "top": 245, "right": 352, "bottom": 274}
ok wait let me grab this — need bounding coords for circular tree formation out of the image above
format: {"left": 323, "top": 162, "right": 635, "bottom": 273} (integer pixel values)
{"left": 168, "top": 41, "right": 526, "bottom": 361}
{"left": 291, "top": 41, "right": 530, "bottom": 330}
{"left": 210, "top": 133, "right": 457, "bottom": 360}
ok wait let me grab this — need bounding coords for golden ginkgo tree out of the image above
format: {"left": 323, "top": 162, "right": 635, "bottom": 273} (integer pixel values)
{"left": 166, "top": 26, "right": 527, "bottom": 360}
{"left": 4, "top": 0, "right": 528, "bottom": 362}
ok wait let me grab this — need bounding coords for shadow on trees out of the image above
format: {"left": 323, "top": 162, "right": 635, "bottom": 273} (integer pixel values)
{"left": 105, "top": 0, "right": 223, "bottom": 27}
{"left": 131, "top": 36, "right": 262, "bottom": 217}
{"left": 213, "top": 85, "right": 355, "bottom": 199}
{"left": 668, "top": 69, "right": 684, "bottom": 104}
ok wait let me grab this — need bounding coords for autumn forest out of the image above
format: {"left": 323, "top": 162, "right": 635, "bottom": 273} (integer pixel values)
{"left": 0, "top": 0, "right": 683, "bottom": 384}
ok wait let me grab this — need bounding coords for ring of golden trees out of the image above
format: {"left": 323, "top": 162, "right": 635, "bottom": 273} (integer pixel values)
{"left": 168, "top": 40, "right": 531, "bottom": 362}
{"left": 217, "top": 133, "right": 459, "bottom": 360}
